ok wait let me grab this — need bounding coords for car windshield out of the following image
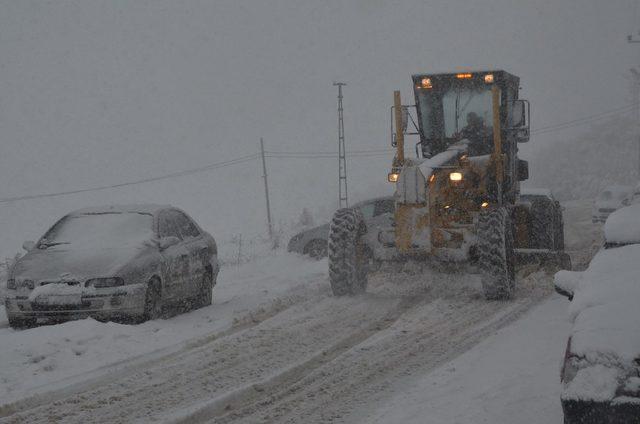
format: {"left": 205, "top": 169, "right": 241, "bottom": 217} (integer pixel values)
{"left": 40, "top": 212, "right": 154, "bottom": 249}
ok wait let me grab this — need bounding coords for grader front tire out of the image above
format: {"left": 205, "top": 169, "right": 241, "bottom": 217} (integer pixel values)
{"left": 328, "top": 208, "right": 368, "bottom": 296}
{"left": 477, "top": 207, "right": 516, "bottom": 300}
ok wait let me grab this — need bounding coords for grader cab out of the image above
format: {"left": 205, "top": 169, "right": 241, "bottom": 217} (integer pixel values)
{"left": 328, "top": 70, "right": 570, "bottom": 300}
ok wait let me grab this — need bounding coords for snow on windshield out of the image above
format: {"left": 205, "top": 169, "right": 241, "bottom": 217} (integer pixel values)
{"left": 41, "top": 213, "right": 154, "bottom": 248}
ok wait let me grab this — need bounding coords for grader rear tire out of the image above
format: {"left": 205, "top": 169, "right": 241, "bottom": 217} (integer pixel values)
{"left": 477, "top": 207, "right": 516, "bottom": 300}
{"left": 328, "top": 208, "right": 368, "bottom": 296}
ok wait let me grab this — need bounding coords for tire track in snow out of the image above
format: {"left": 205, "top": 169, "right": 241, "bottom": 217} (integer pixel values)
{"left": 201, "top": 270, "right": 554, "bottom": 423}
{"left": 0, "top": 294, "right": 406, "bottom": 424}
{"left": 0, "top": 267, "right": 554, "bottom": 424}
{"left": 0, "top": 291, "right": 310, "bottom": 420}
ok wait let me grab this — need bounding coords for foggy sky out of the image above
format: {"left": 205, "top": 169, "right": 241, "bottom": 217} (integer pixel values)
{"left": 0, "top": 0, "right": 637, "bottom": 259}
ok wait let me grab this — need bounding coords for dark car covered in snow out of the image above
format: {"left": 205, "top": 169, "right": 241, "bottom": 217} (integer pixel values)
{"left": 287, "top": 197, "right": 395, "bottom": 259}
{"left": 555, "top": 203, "right": 640, "bottom": 423}
{"left": 5, "top": 204, "right": 219, "bottom": 328}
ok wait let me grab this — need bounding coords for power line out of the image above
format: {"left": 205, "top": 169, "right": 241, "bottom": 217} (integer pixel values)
{"left": 531, "top": 103, "right": 637, "bottom": 135}
{"left": 2, "top": 103, "right": 636, "bottom": 205}
{"left": 0, "top": 154, "right": 259, "bottom": 204}
{"left": 265, "top": 151, "right": 393, "bottom": 159}
{"left": 265, "top": 148, "right": 395, "bottom": 155}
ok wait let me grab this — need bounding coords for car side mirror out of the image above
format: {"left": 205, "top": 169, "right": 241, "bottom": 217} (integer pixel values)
{"left": 554, "top": 285, "right": 574, "bottom": 301}
{"left": 158, "top": 236, "right": 180, "bottom": 250}
{"left": 22, "top": 241, "right": 36, "bottom": 252}
{"left": 554, "top": 270, "right": 578, "bottom": 301}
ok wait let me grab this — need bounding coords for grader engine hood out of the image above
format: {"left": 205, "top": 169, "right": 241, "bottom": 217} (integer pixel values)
{"left": 394, "top": 142, "right": 471, "bottom": 255}
{"left": 395, "top": 141, "right": 468, "bottom": 205}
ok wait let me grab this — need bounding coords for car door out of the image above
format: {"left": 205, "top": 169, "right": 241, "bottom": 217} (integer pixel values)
{"left": 158, "top": 211, "right": 190, "bottom": 303}
{"left": 172, "top": 210, "right": 208, "bottom": 299}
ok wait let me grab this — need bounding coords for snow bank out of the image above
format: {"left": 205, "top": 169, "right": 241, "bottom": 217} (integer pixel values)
{"left": 528, "top": 115, "right": 638, "bottom": 201}
{"left": 0, "top": 251, "right": 327, "bottom": 405}
{"left": 604, "top": 203, "right": 640, "bottom": 244}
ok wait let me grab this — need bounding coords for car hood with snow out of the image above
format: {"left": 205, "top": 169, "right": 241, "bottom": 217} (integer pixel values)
{"left": 8, "top": 208, "right": 160, "bottom": 290}
{"left": 603, "top": 203, "right": 640, "bottom": 246}
{"left": 555, "top": 243, "right": 640, "bottom": 403}
{"left": 11, "top": 242, "right": 151, "bottom": 284}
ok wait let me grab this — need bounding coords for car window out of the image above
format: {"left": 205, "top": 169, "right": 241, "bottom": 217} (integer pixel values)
{"left": 359, "top": 203, "right": 375, "bottom": 219}
{"left": 159, "top": 212, "right": 181, "bottom": 239}
{"left": 172, "top": 211, "right": 201, "bottom": 239}
{"left": 374, "top": 199, "right": 395, "bottom": 216}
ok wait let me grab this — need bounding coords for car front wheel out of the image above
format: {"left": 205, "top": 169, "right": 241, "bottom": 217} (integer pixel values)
{"left": 143, "top": 277, "right": 163, "bottom": 321}
{"left": 304, "top": 239, "right": 328, "bottom": 260}
{"left": 198, "top": 268, "right": 213, "bottom": 308}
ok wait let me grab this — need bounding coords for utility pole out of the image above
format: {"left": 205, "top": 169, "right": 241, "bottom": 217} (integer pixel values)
{"left": 260, "top": 137, "right": 273, "bottom": 239}
{"left": 628, "top": 12, "right": 640, "bottom": 179}
{"left": 334, "top": 82, "right": 348, "bottom": 208}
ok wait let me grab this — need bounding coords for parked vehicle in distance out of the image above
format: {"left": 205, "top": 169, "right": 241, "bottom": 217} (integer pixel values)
{"left": 591, "top": 185, "right": 632, "bottom": 223}
{"left": 287, "top": 196, "right": 395, "bottom": 259}
{"left": 555, "top": 203, "right": 640, "bottom": 424}
{"left": 5, "top": 204, "right": 219, "bottom": 328}
{"left": 621, "top": 181, "right": 640, "bottom": 207}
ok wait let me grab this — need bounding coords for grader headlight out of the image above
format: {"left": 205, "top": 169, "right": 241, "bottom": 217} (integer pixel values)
{"left": 449, "top": 172, "right": 463, "bottom": 182}
{"left": 388, "top": 173, "right": 399, "bottom": 183}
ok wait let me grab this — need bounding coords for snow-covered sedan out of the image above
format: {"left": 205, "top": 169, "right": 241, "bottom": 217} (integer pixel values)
{"left": 591, "top": 185, "right": 632, "bottom": 224}
{"left": 555, "top": 203, "right": 640, "bottom": 423}
{"left": 287, "top": 196, "right": 395, "bottom": 259}
{"left": 5, "top": 204, "right": 219, "bottom": 328}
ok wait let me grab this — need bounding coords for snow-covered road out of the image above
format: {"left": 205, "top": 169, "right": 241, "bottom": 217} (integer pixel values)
{"left": 362, "top": 295, "right": 570, "bottom": 424}
{"left": 0, "top": 261, "right": 556, "bottom": 424}
{"left": 0, "top": 200, "right": 597, "bottom": 423}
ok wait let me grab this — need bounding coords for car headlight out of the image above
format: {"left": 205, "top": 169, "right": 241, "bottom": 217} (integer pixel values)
{"left": 449, "top": 172, "right": 463, "bottom": 182}
{"left": 7, "top": 279, "right": 16, "bottom": 290}
{"left": 86, "top": 277, "right": 124, "bottom": 288}
{"left": 17, "top": 279, "right": 35, "bottom": 290}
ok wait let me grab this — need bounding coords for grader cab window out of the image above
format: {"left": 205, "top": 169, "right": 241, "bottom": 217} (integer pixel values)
{"left": 417, "top": 84, "right": 495, "bottom": 156}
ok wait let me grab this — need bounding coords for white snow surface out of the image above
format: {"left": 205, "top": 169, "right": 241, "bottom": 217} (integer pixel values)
{"left": 562, "top": 364, "right": 619, "bottom": 402}
{"left": 361, "top": 296, "right": 570, "bottom": 424}
{"left": 417, "top": 141, "right": 468, "bottom": 179}
{"left": 0, "top": 252, "right": 326, "bottom": 404}
{"left": 603, "top": 203, "right": 640, "bottom": 244}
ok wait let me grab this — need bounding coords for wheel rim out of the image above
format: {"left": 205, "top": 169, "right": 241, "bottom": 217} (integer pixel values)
{"left": 202, "top": 271, "right": 212, "bottom": 302}
{"left": 145, "top": 281, "right": 162, "bottom": 319}
{"left": 307, "top": 241, "right": 327, "bottom": 259}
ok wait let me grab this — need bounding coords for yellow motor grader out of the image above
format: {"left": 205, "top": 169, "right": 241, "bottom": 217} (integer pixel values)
{"left": 328, "top": 70, "right": 570, "bottom": 300}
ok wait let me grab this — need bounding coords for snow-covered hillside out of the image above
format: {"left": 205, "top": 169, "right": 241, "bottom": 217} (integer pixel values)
{"left": 527, "top": 114, "right": 638, "bottom": 200}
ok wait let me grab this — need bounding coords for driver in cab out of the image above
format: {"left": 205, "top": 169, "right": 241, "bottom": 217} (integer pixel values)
{"left": 454, "top": 112, "right": 493, "bottom": 156}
